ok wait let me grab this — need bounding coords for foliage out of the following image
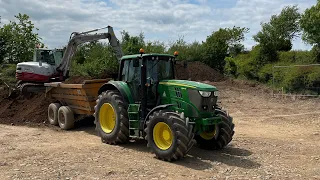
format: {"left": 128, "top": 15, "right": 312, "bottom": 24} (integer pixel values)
{"left": 0, "top": 13, "right": 41, "bottom": 64}
{"left": 120, "top": 30, "right": 145, "bottom": 55}
{"left": 202, "top": 26, "right": 249, "bottom": 72}
{"left": 300, "top": 0, "right": 320, "bottom": 46}
{"left": 253, "top": 5, "right": 301, "bottom": 63}
{"left": 167, "top": 37, "right": 204, "bottom": 61}
{"left": 70, "top": 42, "right": 118, "bottom": 78}
{"left": 0, "top": 64, "right": 17, "bottom": 84}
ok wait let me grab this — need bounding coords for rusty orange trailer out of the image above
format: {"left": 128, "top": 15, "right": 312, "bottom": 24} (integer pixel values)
{"left": 44, "top": 79, "right": 109, "bottom": 130}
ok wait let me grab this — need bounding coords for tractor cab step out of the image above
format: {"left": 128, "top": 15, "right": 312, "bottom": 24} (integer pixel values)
{"left": 128, "top": 104, "right": 141, "bottom": 136}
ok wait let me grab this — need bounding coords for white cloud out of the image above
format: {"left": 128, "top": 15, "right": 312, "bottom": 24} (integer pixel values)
{"left": 0, "top": 0, "right": 317, "bottom": 50}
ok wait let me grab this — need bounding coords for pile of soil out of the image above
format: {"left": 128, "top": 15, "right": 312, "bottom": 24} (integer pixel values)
{"left": 0, "top": 92, "right": 51, "bottom": 126}
{"left": 175, "top": 61, "right": 225, "bottom": 82}
{"left": 64, "top": 76, "right": 93, "bottom": 84}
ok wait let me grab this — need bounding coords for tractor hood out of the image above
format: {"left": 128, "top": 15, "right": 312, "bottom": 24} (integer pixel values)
{"left": 159, "top": 80, "right": 218, "bottom": 91}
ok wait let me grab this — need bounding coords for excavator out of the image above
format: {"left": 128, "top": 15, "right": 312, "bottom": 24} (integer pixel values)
{"left": 9, "top": 26, "right": 123, "bottom": 97}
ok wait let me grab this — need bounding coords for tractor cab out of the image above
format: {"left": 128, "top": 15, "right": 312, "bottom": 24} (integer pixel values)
{"left": 119, "top": 51, "right": 176, "bottom": 107}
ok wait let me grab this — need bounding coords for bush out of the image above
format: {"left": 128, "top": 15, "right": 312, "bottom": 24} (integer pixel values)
{"left": 70, "top": 43, "right": 118, "bottom": 78}
{"left": 0, "top": 64, "right": 17, "bottom": 85}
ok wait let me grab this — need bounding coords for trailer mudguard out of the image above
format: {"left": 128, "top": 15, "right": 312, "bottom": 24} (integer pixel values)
{"left": 98, "top": 81, "right": 134, "bottom": 104}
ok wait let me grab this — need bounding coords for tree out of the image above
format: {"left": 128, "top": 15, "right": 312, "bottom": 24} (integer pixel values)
{"left": 300, "top": 0, "right": 320, "bottom": 45}
{"left": 202, "top": 26, "right": 249, "bottom": 72}
{"left": 300, "top": 0, "right": 320, "bottom": 62}
{"left": 253, "top": 5, "right": 301, "bottom": 63}
{"left": 120, "top": 30, "right": 145, "bottom": 55}
{"left": 0, "top": 13, "right": 41, "bottom": 64}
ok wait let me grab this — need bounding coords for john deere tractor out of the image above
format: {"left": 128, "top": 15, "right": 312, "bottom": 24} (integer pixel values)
{"left": 94, "top": 49, "right": 234, "bottom": 161}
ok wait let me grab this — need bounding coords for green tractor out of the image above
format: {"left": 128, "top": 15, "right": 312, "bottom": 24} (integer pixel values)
{"left": 94, "top": 49, "right": 234, "bottom": 161}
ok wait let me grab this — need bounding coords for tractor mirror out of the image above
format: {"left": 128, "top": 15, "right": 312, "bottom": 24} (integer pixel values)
{"left": 133, "top": 58, "right": 139, "bottom": 67}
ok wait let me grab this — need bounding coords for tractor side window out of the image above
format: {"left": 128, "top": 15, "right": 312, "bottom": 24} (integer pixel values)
{"left": 127, "top": 60, "right": 141, "bottom": 84}
{"left": 121, "top": 60, "right": 129, "bottom": 81}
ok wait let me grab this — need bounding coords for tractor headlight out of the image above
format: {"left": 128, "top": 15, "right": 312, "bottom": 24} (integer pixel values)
{"left": 198, "top": 91, "right": 211, "bottom": 97}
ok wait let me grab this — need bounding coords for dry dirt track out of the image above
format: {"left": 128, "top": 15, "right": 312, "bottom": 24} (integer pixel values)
{"left": 0, "top": 80, "right": 320, "bottom": 180}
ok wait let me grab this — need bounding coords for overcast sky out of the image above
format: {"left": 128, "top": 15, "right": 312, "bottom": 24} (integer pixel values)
{"left": 0, "top": 0, "right": 317, "bottom": 50}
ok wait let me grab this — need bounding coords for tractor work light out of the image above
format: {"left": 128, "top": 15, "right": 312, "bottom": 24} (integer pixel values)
{"left": 198, "top": 91, "right": 211, "bottom": 97}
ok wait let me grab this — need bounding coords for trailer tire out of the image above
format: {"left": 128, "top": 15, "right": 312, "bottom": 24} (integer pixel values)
{"left": 94, "top": 90, "right": 129, "bottom": 144}
{"left": 58, "top": 106, "right": 75, "bottom": 130}
{"left": 48, "top": 103, "right": 61, "bottom": 125}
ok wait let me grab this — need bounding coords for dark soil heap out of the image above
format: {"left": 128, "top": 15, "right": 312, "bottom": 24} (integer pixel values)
{"left": 175, "top": 61, "right": 225, "bottom": 82}
{"left": 0, "top": 93, "right": 51, "bottom": 126}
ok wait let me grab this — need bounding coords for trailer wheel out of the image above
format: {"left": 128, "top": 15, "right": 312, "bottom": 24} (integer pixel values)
{"left": 48, "top": 103, "right": 61, "bottom": 125}
{"left": 58, "top": 106, "right": 75, "bottom": 130}
{"left": 94, "top": 90, "right": 129, "bottom": 144}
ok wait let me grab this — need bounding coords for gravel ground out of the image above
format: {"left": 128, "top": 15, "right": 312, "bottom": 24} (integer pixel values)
{"left": 0, "top": 80, "right": 319, "bottom": 180}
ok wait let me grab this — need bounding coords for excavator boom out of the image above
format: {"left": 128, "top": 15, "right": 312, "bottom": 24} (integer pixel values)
{"left": 12, "top": 25, "right": 123, "bottom": 98}
{"left": 57, "top": 26, "right": 123, "bottom": 79}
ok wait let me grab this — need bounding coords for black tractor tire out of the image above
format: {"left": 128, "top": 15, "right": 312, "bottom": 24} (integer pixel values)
{"left": 145, "top": 110, "right": 195, "bottom": 161}
{"left": 48, "top": 103, "right": 61, "bottom": 125}
{"left": 58, "top": 106, "right": 75, "bottom": 130}
{"left": 94, "top": 90, "right": 129, "bottom": 144}
{"left": 195, "top": 109, "right": 234, "bottom": 150}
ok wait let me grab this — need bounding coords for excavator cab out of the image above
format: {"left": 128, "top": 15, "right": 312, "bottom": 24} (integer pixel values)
{"left": 33, "top": 48, "right": 64, "bottom": 66}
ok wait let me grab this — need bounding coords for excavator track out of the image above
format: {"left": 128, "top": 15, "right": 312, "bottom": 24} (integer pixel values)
{"left": 17, "top": 82, "right": 46, "bottom": 97}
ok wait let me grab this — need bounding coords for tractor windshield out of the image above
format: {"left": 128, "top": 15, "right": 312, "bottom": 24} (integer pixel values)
{"left": 147, "top": 58, "right": 174, "bottom": 82}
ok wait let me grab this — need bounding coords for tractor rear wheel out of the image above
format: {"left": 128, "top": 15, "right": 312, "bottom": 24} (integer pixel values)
{"left": 195, "top": 110, "right": 234, "bottom": 150}
{"left": 145, "top": 110, "right": 195, "bottom": 161}
{"left": 94, "top": 90, "right": 129, "bottom": 144}
{"left": 58, "top": 106, "right": 75, "bottom": 130}
{"left": 48, "top": 103, "right": 61, "bottom": 125}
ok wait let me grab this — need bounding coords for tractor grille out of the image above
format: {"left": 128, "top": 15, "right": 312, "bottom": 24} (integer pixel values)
{"left": 188, "top": 89, "right": 218, "bottom": 113}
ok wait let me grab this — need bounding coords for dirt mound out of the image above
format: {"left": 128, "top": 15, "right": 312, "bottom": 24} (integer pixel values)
{"left": 64, "top": 76, "right": 93, "bottom": 84}
{"left": 0, "top": 93, "right": 51, "bottom": 126}
{"left": 175, "top": 61, "right": 225, "bottom": 82}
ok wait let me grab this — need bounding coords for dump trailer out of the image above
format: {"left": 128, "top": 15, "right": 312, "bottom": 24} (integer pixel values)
{"left": 45, "top": 49, "right": 235, "bottom": 161}
{"left": 44, "top": 79, "right": 110, "bottom": 129}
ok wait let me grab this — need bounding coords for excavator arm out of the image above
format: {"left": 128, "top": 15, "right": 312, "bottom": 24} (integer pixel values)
{"left": 56, "top": 26, "right": 123, "bottom": 79}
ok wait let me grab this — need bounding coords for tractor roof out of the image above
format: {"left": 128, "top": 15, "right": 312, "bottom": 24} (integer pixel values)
{"left": 121, "top": 54, "right": 175, "bottom": 60}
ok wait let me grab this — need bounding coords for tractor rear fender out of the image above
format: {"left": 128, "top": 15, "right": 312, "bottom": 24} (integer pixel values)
{"left": 143, "top": 104, "right": 174, "bottom": 127}
{"left": 98, "top": 81, "right": 134, "bottom": 104}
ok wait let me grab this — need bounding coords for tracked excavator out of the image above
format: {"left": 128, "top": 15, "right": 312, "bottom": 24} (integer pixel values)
{"left": 9, "top": 26, "right": 123, "bottom": 97}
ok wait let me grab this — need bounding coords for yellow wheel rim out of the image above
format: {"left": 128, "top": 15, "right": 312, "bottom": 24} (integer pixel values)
{"left": 200, "top": 126, "right": 217, "bottom": 140}
{"left": 99, "top": 103, "right": 116, "bottom": 133}
{"left": 153, "top": 122, "right": 173, "bottom": 150}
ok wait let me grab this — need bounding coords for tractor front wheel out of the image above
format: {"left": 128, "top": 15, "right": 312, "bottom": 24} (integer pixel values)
{"left": 195, "top": 110, "right": 234, "bottom": 150}
{"left": 94, "top": 90, "right": 129, "bottom": 144}
{"left": 145, "top": 110, "right": 195, "bottom": 161}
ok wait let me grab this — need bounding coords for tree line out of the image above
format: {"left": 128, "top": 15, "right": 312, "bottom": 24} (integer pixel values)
{"left": 1, "top": 1, "right": 320, "bottom": 93}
